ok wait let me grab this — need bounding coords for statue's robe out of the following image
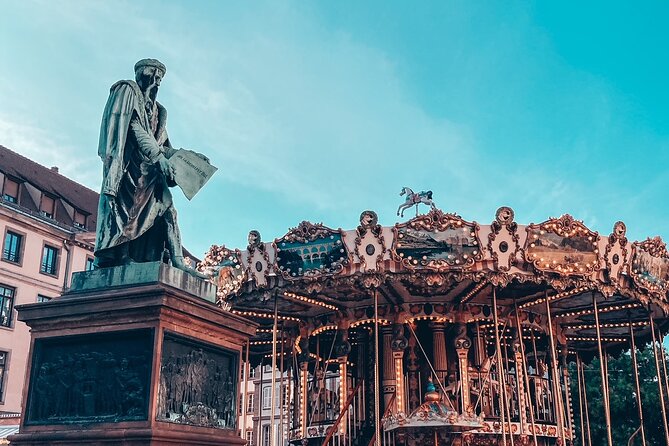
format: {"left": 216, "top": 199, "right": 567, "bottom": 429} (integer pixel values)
{"left": 94, "top": 80, "right": 178, "bottom": 267}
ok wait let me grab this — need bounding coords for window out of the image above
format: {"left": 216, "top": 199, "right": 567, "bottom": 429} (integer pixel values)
{"left": 40, "top": 244, "right": 59, "bottom": 276}
{"left": 85, "top": 256, "right": 95, "bottom": 272}
{"left": 246, "top": 430, "right": 254, "bottom": 446}
{"left": 0, "top": 285, "right": 15, "bottom": 328}
{"left": 0, "top": 351, "right": 6, "bottom": 401}
{"left": 263, "top": 364, "right": 272, "bottom": 373}
{"left": 2, "top": 230, "right": 22, "bottom": 263}
{"left": 74, "top": 211, "right": 86, "bottom": 229}
{"left": 262, "top": 386, "right": 271, "bottom": 409}
{"left": 2, "top": 178, "right": 18, "bottom": 203}
{"left": 37, "top": 295, "right": 51, "bottom": 303}
{"left": 249, "top": 365, "right": 256, "bottom": 379}
{"left": 247, "top": 393, "right": 255, "bottom": 413}
{"left": 262, "top": 425, "right": 270, "bottom": 446}
{"left": 39, "top": 194, "right": 55, "bottom": 219}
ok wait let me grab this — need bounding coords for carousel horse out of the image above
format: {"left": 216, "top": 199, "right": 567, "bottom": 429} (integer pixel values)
{"left": 397, "top": 187, "right": 436, "bottom": 217}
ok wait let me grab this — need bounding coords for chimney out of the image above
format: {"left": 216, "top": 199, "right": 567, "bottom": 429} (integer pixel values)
{"left": 50, "top": 166, "right": 59, "bottom": 173}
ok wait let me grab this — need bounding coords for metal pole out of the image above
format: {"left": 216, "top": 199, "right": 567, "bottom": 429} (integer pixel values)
{"left": 580, "top": 356, "right": 593, "bottom": 446}
{"left": 575, "top": 355, "right": 586, "bottom": 446}
{"left": 279, "top": 325, "right": 286, "bottom": 446}
{"left": 545, "top": 292, "right": 566, "bottom": 444}
{"left": 270, "top": 295, "right": 279, "bottom": 446}
{"left": 492, "top": 287, "right": 508, "bottom": 446}
{"left": 374, "top": 289, "right": 381, "bottom": 446}
{"left": 659, "top": 329, "right": 669, "bottom": 414}
{"left": 241, "top": 340, "right": 250, "bottom": 435}
{"left": 514, "top": 303, "right": 539, "bottom": 446}
{"left": 649, "top": 314, "right": 669, "bottom": 445}
{"left": 258, "top": 356, "right": 265, "bottom": 446}
{"left": 499, "top": 325, "right": 515, "bottom": 446}
{"left": 593, "top": 294, "right": 613, "bottom": 446}
{"left": 561, "top": 350, "right": 574, "bottom": 440}
{"left": 629, "top": 322, "right": 647, "bottom": 446}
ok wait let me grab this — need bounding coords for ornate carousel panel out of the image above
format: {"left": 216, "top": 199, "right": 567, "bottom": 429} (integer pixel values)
{"left": 631, "top": 236, "right": 669, "bottom": 296}
{"left": 275, "top": 221, "right": 350, "bottom": 279}
{"left": 198, "top": 245, "right": 246, "bottom": 301}
{"left": 525, "top": 214, "right": 599, "bottom": 275}
{"left": 393, "top": 209, "right": 482, "bottom": 270}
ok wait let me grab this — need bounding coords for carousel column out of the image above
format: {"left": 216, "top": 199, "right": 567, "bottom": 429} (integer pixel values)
{"left": 454, "top": 322, "right": 472, "bottom": 415}
{"left": 391, "top": 324, "right": 409, "bottom": 414}
{"left": 356, "top": 328, "right": 369, "bottom": 425}
{"left": 297, "top": 331, "right": 311, "bottom": 439}
{"left": 382, "top": 325, "right": 396, "bottom": 410}
{"left": 560, "top": 345, "right": 574, "bottom": 443}
{"left": 430, "top": 321, "right": 449, "bottom": 392}
{"left": 406, "top": 329, "right": 421, "bottom": 412}
{"left": 334, "top": 327, "right": 352, "bottom": 436}
{"left": 511, "top": 327, "right": 528, "bottom": 433}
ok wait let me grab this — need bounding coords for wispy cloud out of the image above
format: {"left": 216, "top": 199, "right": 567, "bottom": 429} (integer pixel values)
{"left": 0, "top": 115, "right": 100, "bottom": 189}
{"left": 1, "top": 0, "right": 668, "bottom": 254}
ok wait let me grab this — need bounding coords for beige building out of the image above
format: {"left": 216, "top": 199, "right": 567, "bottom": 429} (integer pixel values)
{"left": 0, "top": 145, "right": 201, "bottom": 442}
{"left": 0, "top": 145, "right": 99, "bottom": 431}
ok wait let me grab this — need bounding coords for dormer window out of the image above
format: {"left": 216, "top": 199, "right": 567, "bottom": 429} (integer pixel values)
{"left": 74, "top": 210, "right": 86, "bottom": 229}
{"left": 40, "top": 194, "right": 55, "bottom": 219}
{"left": 2, "top": 178, "right": 18, "bottom": 203}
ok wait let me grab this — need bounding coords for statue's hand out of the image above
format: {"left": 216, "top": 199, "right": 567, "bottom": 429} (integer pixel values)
{"left": 157, "top": 156, "right": 175, "bottom": 181}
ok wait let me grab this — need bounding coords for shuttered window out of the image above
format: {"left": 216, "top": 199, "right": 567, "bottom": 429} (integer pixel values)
{"left": 2, "top": 178, "right": 18, "bottom": 203}
{"left": 40, "top": 194, "right": 55, "bottom": 218}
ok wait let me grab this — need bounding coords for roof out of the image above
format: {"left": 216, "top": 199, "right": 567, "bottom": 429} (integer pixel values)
{"left": 0, "top": 145, "right": 99, "bottom": 231}
{"left": 0, "top": 144, "right": 202, "bottom": 261}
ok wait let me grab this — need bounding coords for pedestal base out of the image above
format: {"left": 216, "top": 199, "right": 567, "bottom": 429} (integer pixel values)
{"left": 9, "top": 263, "right": 256, "bottom": 446}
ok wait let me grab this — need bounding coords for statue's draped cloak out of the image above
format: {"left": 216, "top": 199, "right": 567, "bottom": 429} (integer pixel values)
{"left": 95, "top": 80, "right": 176, "bottom": 265}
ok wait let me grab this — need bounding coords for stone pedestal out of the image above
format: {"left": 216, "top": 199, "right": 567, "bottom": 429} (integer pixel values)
{"left": 9, "top": 262, "right": 256, "bottom": 446}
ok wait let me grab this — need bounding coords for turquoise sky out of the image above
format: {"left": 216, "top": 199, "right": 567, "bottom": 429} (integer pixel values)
{"left": 1, "top": 0, "right": 668, "bottom": 257}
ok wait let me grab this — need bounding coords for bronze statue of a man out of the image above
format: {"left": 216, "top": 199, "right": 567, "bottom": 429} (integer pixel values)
{"left": 94, "top": 58, "right": 204, "bottom": 275}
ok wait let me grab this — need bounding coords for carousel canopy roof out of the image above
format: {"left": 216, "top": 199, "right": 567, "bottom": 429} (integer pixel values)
{"left": 200, "top": 207, "right": 669, "bottom": 357}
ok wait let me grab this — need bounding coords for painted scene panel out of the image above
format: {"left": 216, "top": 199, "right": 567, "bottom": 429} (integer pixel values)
{"left": 526, "top": 229, "right": 598, "bottom": 274}
{"left": 632, "top": 250, "right": 669, "bottom": 293}
{"left": 395, "top": 226, "right": 479, "bottom": 267}
{"left": 277, "top": 234, "right": 348, "bottom": 278}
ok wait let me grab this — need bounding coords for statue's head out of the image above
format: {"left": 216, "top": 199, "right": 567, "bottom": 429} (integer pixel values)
{"left": 134, "top": 58, "right": 166, "bottom": 99}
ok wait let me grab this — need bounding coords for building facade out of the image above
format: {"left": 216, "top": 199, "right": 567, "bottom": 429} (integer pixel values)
{"left": 240, "top": 364, "right": 293, "bottom": 446}
{"left": 0, "top": 145, "right": 100, "bottom": 425}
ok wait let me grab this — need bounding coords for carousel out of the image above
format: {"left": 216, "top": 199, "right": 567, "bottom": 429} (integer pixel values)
{"left": 198, "top": 191, "right": 669, "bottom": 446}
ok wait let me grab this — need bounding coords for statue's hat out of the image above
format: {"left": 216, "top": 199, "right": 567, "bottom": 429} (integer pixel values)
{"left": 134, "top": 58, "right": 166, "bottom": 74}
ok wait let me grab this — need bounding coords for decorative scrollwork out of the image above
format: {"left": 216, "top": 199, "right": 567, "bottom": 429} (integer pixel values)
{"left": 603, "top": 221, "right": 629, "bottom": 286}
{"left": 354, "top": 210, "right": 386, "bottom": 272}
{"left": 393, "top": 209, "right": 483, "bottom": 271}
{"left": 281, "top": 221, "right": 335, "bottom": 244}
{"left": 198, "top": 245, "right": 246, "bottom": 302}
{"left": 245, "top": 230, "right": 272, "bottom": 288}
{"left": 488, "top": 206, "right": 521, "bottom": 272}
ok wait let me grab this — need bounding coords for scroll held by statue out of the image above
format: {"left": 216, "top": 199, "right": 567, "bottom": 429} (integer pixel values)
{"left": 169, "top": 149, "right": 217, "bottom": 200}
